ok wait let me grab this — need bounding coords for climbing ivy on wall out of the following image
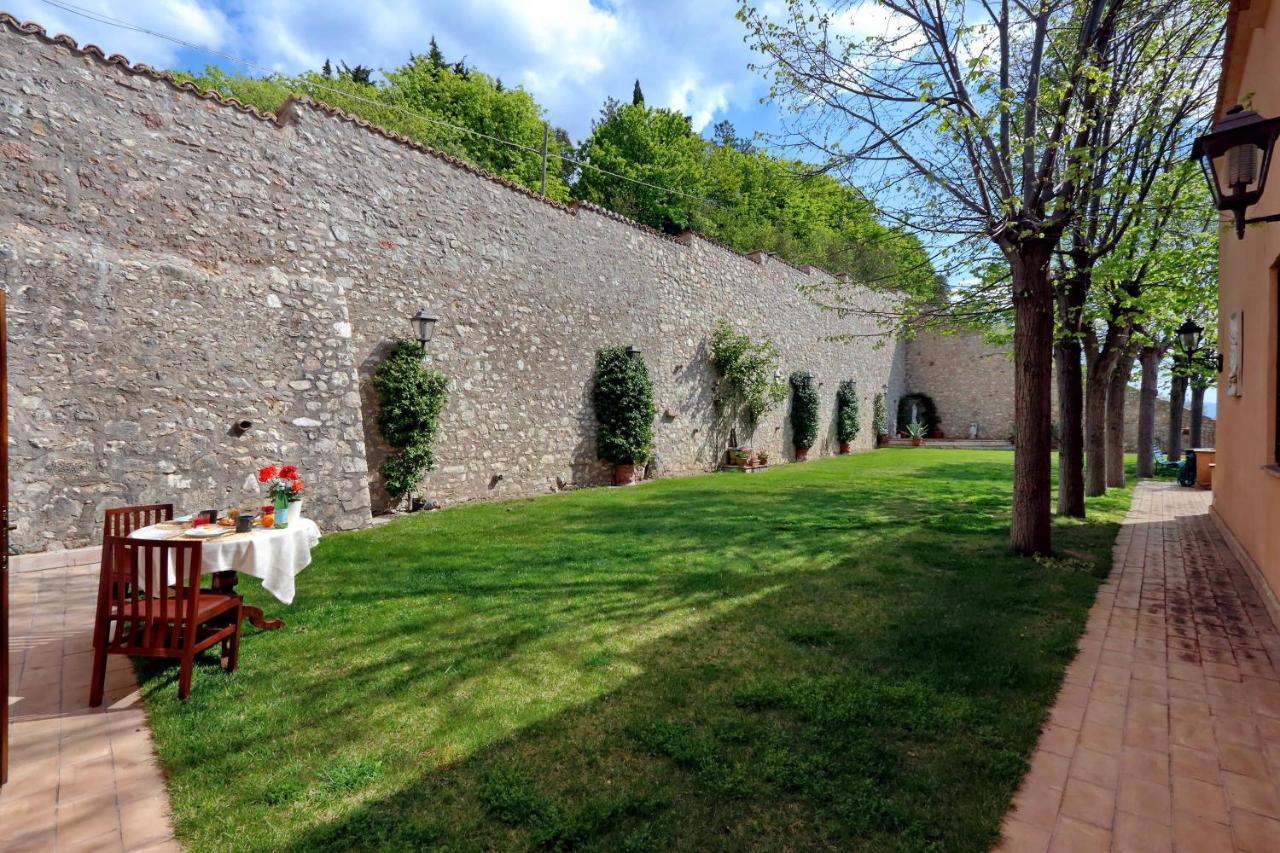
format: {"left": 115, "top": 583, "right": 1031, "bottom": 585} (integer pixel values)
{"left": 709, "top": 320, "right": 787, "bottom": 426}
{"left": 372, "top": 340, "right": 449, "bottom": 499}
{"left": 790, "top": 371, "right": 819, "bottom": 451}
{"left": 836, "top": 380, "right": 860, "bottom": 444}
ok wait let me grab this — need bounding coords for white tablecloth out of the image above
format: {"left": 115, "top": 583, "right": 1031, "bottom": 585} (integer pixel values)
{"left": 128, "top": 517, "right": 321, "bottom": 605}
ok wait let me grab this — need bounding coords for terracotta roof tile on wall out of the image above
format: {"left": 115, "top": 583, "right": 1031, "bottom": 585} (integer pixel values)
{"left": 0, "top": 11, "right": 864, "bottom": 285}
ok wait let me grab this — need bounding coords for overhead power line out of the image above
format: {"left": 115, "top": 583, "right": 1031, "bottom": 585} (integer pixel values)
{"left": 37, "top": 0, "right": 709, "bottom": 202}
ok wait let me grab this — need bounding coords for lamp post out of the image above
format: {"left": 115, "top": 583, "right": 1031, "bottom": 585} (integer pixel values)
{"left": 410, "top": 308, "right": 438, "bottom": 351}
{"left": 1192, "top": 105, "right": 1280, "bottom": 239}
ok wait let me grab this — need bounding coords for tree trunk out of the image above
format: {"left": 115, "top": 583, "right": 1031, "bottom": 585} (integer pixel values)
{"left": 1167, "top": 374, "right": 1187, "bottom": 461}
{"left": 1055, "top": 337, "right": 1085, "bottom": 517}
{"left": 1054, "top": 275, "right": 1088, "bottom": 518}
{"left": 1084, "top": 322, "right": 1127, "bottom": 497}
{"left": 1137, "top": 346, "right": 1161, "bottom": 477}
{"left": 1106, "top": 348, "right": 1135, "bottom": 488}
{"left": 1084, "top": 363, "right": 1111, "bottom": 496}
{"left": 1010, "top": 244, "right": 1055, "bottom": 556}
{"left": 1190, "top": 384, "right": 1206, "bottom": 448}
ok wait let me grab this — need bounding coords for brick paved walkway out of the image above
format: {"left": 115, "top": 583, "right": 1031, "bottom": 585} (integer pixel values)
{"left": 2, "top": 549, "right": 177, "bottom": 852}
{"left": 998, "top": 482, "right": 1280, "bottom": 852}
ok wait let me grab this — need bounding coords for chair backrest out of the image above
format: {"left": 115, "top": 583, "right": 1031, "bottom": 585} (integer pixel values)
{"left": 99, "top": 503, "right": 174, "bottom": 586}
{"left": 105, "top": 538, "right": 204, "bottom": 655}
{"left": 102, "top": 503, "right": 174, "bottom": 540}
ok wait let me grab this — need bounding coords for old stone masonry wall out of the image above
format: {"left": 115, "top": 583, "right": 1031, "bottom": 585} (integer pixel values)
{"left": 0, "top": 20, "right": 908, "bottom": 552}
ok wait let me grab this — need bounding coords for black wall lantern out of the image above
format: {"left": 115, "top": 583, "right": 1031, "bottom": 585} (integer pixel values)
{"left": 411, "top": 308, "right": 438, "bottom": 350}
{"left": 625, "top": 345, "right": 642, "bottom": 359}
{"left": 1192, "top": 105, "right": 1280, "bottom": 239}
{"left": 1176, "top": 318, "right": 1204, "bottom": 354}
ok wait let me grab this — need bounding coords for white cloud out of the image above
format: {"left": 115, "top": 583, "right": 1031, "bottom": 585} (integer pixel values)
{"left": 9, "top": 0, "right": 765, "bottom": 140}
{"left": 6, "top": 0, "right": 231, "bottom": 65}
{"left": 667, "top": 72, "right": 731, "bottom": 133}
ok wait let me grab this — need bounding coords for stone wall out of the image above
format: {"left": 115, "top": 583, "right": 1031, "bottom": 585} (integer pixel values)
{"left": 906, "top": 329, "right": 1216, "bottom": 450}
{"left": 0, "top": 20, "right": 907, "bottom": 552}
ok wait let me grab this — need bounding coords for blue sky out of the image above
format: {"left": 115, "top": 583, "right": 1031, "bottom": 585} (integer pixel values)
{"left": 11, "top": 0, "right": 787, "bottom": 142}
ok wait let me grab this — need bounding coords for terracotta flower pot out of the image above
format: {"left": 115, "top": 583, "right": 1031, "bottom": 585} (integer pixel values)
{"left": 839, "top": 442, "right": 851, "bottom": 454}
{"left": 795, "top": 447, "right": 809, "bottom": 461}
{"left": 613, "top": 463, "right": 638, "bottom": 485}
{"left": 911, "top": 437, "right": 923, "bottom": 447}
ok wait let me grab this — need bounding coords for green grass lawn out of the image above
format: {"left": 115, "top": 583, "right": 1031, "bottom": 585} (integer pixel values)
{"left": 139, "top": 449, "right": 1134, "bottom": 851}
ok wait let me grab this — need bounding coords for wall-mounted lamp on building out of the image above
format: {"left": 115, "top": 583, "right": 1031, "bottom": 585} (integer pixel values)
{"left": 790, "top": 372, "right": 813, "bottom": 388}
{"left": 626, "top": 345, "right": 642, "bottom": 359}
{"left": 1192, "top": 105, "right": 1280, "bottom": 239}
{"left": 411, "top": 308, "right": 438, "bottom": 350}
{"left": 1176, "top": 318, "right": 1204, "bottom": 354}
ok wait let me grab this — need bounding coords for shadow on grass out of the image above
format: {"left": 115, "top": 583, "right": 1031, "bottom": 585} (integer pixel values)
{"left": 135, "top": 450, "right": 1132, "bottom": 852}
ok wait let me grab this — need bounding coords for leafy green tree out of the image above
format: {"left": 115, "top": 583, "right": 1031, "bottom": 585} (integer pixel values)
{"left": 742, "top": 0, "right": 1204, "bottom": 555}
{"left": 381, "top": 55, "right": 567, "bottom": 196}
{"left": 338, "top": 61, "right": 373, "bottom": 84}
{"left": 172, "top": 47, "right": 570, "bottom": 200}
{"left": 574, "top": 102, "right": 709, "bottom": 232}
{"left": 427, "top": 36, "right": 446, "bottom": 69}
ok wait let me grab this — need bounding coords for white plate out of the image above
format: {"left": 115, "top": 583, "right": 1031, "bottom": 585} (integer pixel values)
{"left": 186, "top": 526, "right": 228, "bottom": 538}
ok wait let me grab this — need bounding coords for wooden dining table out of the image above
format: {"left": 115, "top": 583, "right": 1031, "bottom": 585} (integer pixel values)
{"left": 127, "top": 516, "right": 321, "bottom": 629}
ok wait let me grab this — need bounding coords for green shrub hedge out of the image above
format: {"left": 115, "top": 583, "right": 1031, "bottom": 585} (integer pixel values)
{"left": 592, "top": 346, "right": 656, "bottom": 465}
{"left": 790, "top": 371, "right": 819, "bottom": 451}
{"left": 837, "top": 380, "right": 860, "bottom": 444}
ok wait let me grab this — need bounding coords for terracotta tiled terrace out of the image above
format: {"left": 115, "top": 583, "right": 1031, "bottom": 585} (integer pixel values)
{"left": 2, "top": 548, "right": 177, "bottom": 853}
{"left": 999, "top": 482, "right": 1280, "bottom": 852}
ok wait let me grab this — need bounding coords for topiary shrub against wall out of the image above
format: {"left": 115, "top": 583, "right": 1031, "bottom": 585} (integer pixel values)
{"left": 592, "top": 346, "right": 656, "bottom": 477}
{"left": 710, "top": 320, "right": 787, "bottom": 429}
{"left": 896, "top": 393, "right": 940, "bottom": 438}
{"left": 873, "top": 390, "right": 888, "bottom": 441}
{"left": 790, "top": 371, "right": 819, "bottom": 457}
{"left": 837, "top": 380, "right": 860, "bottom": 450}
{"left": 372, "top": 340, "right": 449, "bottom": 500}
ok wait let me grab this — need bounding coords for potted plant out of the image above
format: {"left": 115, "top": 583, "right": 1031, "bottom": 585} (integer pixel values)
{"left": 837, "top": 380, "right": 859, "bottom": 454}
{"left": 592, "top": 346, "right": 656, "bottom": 485}
{"left": 790, "top": 371, "right": 818, "bottom": 461}
{"left": 757, "top": 449, "right": 770, "bottom": 465}
{"left": 729, "top": 447, "right": 752, "bottom": 467}
{"left": 872, "top": 391, "right": 888, "bottom": 447}
{"left": 906, "top": 421, "right": 927, "bottom": 446}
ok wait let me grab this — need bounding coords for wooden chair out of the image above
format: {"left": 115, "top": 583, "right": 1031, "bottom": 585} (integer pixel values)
{"left": 90, "top": 538, "right": 242, "bottom": 704}
{"left": 97, "top": 503, "right": 174, "bottom": 595}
